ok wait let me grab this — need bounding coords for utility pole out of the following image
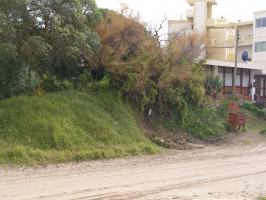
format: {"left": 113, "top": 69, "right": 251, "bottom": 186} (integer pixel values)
{"left": 233, "top": 26, "right": 240, "bottom": 97}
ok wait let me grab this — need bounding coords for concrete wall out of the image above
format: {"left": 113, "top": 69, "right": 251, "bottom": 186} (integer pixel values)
{"left": 193, "top": 1, "right": 207, "bottom": 33}
{"left": 207, "top": 47, "right": 226, "bottom": 60}
{"left": 207, "top": 28, "right": 233, "bottom": 61}
{"left": 168, "top": 20, "right": 193, "bottom": 36}
{"left": 238, "top": 24, "right": 253, "bottom": 48}
{"left": 208, "top": 28, "right": 227, "bottom": 44}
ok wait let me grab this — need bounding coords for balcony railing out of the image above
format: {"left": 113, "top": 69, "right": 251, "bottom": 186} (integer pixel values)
{"left": 207, "top": 18, "right": 228, "bottom": 27}
{"left": 208, "top": 39, "right": 234, "bottom": 48}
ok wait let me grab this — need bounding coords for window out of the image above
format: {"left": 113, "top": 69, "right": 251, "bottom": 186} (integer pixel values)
{"left": 242, "top": 69, "right": 250, "bottom": 87}
{"left": 256, "top": 17, "right": 266, "bottom": 28}
{"left": 255, "top": 41, "right": 266, "bottom": 52}
{"left": 236, "top": 69, "right": 241, "bottom": 86}
{"left": 255, "top": 42, "right": 262, "bottom": 52}
{"left": 218, "top": 67, "right": 224, "bottom": 84}
{"left": 263, "top": 17, "right": 266, "bottom": 27}
{"left": 260, "top": 77, "right": 264, "bottom": 97}
{"left": 262, "top": 41, "right": 266, "bottom": 51}
{"left": 225, "top": 68, "right": 233, "bottom": 87}
{"left": 256, "top": 18, "right": 262, "bottom": 28}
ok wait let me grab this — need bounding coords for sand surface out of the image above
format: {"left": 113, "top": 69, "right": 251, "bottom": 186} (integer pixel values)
{"left": 1, "top": 133, "right": 266, "bottom": 200}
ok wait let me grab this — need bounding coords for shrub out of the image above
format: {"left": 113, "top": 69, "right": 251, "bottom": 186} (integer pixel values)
{"left": 41, "top": 74, "right": 73, "bottom": 92}
{"left": 205, "top": 75, "right": 223, "bottom": 98}
{"left": 75, "top": 70, "right": 94, "bottom": 90}
{"left": 181, "top": 105, "right": 226, "bottom": 140}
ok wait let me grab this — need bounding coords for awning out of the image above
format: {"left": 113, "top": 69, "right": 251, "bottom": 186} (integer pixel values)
{"left": 206, "top": 59, "right": 266, "bottom": 73}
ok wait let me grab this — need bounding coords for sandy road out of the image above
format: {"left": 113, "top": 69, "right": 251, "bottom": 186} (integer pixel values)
{"left": 1, "top": 143, "right": 266, "bottom": 200}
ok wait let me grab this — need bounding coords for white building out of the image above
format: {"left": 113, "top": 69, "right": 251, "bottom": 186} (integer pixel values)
{"left": 168, "top": 0, "right": 266, "bottom": 101}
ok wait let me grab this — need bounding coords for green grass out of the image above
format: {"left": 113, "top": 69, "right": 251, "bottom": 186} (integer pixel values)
{"left": 0, "top": 90, "right": 159, "bottom": 165}
{"left": 257, "top": 197, "right": 266, "bottom": 200}
{"left": 260, "top": 129, "right": 266, "bottom": 135}
{"left": 241, "top": 109, "right": 266, "bottom": 132}
{"left": 242, "top": 102, "right": 266, "bottom": 119}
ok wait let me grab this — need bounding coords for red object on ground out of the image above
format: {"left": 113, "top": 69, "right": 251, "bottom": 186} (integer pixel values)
{"left": 228, "top": 102, "right": 246, "bottom": 132}
{"left": 229, "top": 102, "right": 239, "bottom": 113}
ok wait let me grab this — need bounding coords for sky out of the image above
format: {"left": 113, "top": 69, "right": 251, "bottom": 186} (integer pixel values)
{"left": 95, "top": 0, "right": 266, "bottom": 37}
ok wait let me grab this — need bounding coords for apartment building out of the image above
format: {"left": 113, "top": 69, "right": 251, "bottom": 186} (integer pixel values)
{"left": 168, "top": 0, "right": 266, "bottom": 101}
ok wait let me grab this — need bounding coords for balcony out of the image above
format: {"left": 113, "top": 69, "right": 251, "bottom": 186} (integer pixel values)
{"left": 239, "top": 36, "right": 252, "bottom": 46}
{"left": 208, "top": 39, "right": 234, "bottom": 48}
{"left": 186, "top": 0, "right": 217, "bottom": 6}
{"left": 186, "top": 9, "right": 193, "bottom": 20}
{"left": 207, "top": 18, "right": 228, "bottom": 28}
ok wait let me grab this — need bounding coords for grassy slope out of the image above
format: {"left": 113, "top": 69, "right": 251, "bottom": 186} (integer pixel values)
{"left": 0, "top": 90, "right": 158, "bottom": 165}
{"left": 241, "top": 109, "right": 266, "bottom": 132}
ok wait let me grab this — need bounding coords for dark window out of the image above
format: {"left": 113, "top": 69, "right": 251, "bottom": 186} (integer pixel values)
{"left": 255, "top": 42, "right": 262, "bottom": 52}
{"left": 256, "top": 17, "right": 266, "bottom": 28}
{"left": 255, "top": 41, "right": 266, "bottom": 52}
{"left": 256, "top": 18, "right": 262, "bottom": 28}
{"left": 263, "top": 17, "right": 266, "bottom": 27}
{"left": 262, "top": 41, "right": 266, "bottom": 51}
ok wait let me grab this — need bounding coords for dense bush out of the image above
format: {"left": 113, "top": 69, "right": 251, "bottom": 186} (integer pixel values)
{"left": 181, "top": 105, "right": 226, "bottom": 140}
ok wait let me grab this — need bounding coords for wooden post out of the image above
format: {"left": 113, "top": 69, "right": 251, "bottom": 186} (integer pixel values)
{"left": 223, "top": 67, "right": 226, "bottom": 94}
{"left": 263, "top": 76, "right": 266, "bottom": 98}
{"left": 240, "top": 68, "right": 243, "bottom": 95}
{"left": 232, "top": 68, "right": 234, "bottom": 94}
{"left": 233, "top": 27, "right": 240, "bottom": 97}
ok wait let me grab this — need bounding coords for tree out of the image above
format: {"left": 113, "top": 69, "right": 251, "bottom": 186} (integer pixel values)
{"left": 89, "top": 8, "right": 207, "bottom": 115}
{"left": 87, "top": 9, "right": 162, "bottom": 109}
{"left": 27, "top": 0, "right": 102, "bottom": 77}
{"left": 0, "top": 0, "right": 102, "bottom": 97}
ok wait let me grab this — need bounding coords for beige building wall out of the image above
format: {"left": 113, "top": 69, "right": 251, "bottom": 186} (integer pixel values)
{"left": 207, "top": 28, "right": 235, "bottom": 61}
{"left": 237, "top": 24, "right": 253, "bottom": 63}
{"left": 252, "top": 10, "right": 266, "bottom": 70}
{"left": 238, "top": 24, "right": 253, "bottom": 46}
{"left": 207, "top": 47, "right": 226, "bottom": 60}
{"left": 168, "top": 20, "right": 193, "bottom": 36}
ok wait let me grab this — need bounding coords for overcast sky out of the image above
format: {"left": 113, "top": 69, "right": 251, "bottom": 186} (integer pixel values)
{"left": 95, "top": 0, "right": 266, "bottom": 26}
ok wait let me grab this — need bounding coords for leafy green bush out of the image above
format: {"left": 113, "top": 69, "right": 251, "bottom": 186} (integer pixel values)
{"left": 41, "top": 74, "right": 74, "bottom": 92}
{"left": 181, "top": 105, "right": 226, "bottom": 140}
{"left": 157, "top": 101, "right": 226, "bottom": 140}
{"left": 75, "top": 71, "right": 94, "bottom": 90}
